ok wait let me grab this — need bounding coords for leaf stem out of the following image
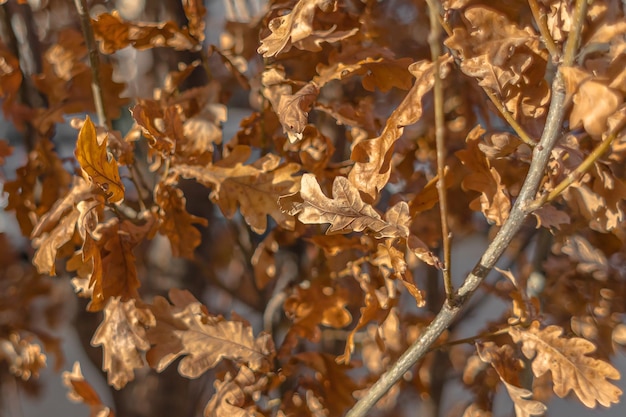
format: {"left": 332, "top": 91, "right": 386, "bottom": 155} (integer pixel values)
{"left": 74, "top": 0, "right": 108, "bottom": 129}
{"left": 426, "top": 0, "right": 453, "bottom": 300}
{"left": 528, "top": 0, "right": 560, "bottom": 61}
{"left": 345, "top": 1, "right": 588, "bottom": 415}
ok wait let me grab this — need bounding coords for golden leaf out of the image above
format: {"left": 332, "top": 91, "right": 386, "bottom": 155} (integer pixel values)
{"left": 75, "top": 116, "right": 125, "bottom": 203}
{"left": 147, "top": 289, "right": 275, "bottom": 378}
{"left": 91, "top": 298, "right": 155, "bottom": 389}
{"left": 257, "top": 0, "right": 358, "bottom": 57}
{"left": 509, "top": 321, "right": 622, "bottom": 408}
{"left": 291, "top": 174, "right": 410, "bottom": 238}
{"left": 63, "top": 362, "right": 115, "bottom": 417}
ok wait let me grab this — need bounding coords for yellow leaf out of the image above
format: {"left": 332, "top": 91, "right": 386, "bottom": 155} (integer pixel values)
{"left": 509, "top": 321, "right": 622, "bottom": 408}
{"left": 75, "top": 116, "right": 125, "bottom": 203}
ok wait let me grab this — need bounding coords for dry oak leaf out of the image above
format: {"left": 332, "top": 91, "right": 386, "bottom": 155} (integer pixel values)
{"left": 92, "top": 11, "right": 198, "bottom": 53}
{"left": 91, "top": 216, "right": 158, "bottom": 309}
{"left": 147, "top": 289, "right": 275, "bottom": 378}
{"left": 477, "top": 342, "right": 547, "bottom": 417}
{"left": 443, "top": 7, "right": 542, "bottom": 94}
{"left": 75, "top": 117, "right": 125, "bottom": 203}
{"left": 174, "top": 145, "right": 300, "bottom": 234}
{"left": 561, "top": 235, "right": 610, "bottom": 281}
{"left": 349, "top": 55, "right": 452, "bottom": 202}
{"left": 0, "top": 333, "right": 47, "bottom": 381}
{"left": 30, "top": 177, "right": 99, "bottom": 275}
{"left": 456, "top": 125, "right": 511, "bottom": 225}
{"left": 258, "top": 0, "right": 358, "bottom": 57}
{"left": 288, "top": 173, "right": 410, "bottom": 238}
{"left": 283, "top": 279, "right": 352, "bottom": 348}
{"left": 155, "top": 182, "right": 208, "bottom": 259}
{"left": 204, "top": 365, "right": 268, "bottom": 417}
{"left": 314, "top": 56, "right": 414, "bottom": 92}
{"left": 181, "top": 0, "right": 206, "bottom": 43}
{"left": 286, "top": 352, "right": 359, "bottom": 416}
{"left": 277, "top": 82, "right": 320, "bottom": 143}
{"left": 63, "top": 362, "right": 115, "bottom": 417}
{"left": 91, "top": 298, "right": 155, "bottom": 390}
{"left": 561, "top": 67, "right": 622, "bottom": 137}
{"left": 509, "top": 321, "right": 622, "bottom": 408}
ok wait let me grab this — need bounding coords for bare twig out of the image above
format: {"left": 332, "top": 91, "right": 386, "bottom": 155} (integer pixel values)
{"left": 426, "top": 0, "right": 453, "bottom": 300}
{"left": 528, "top": 0, "right": 560, "bottom": 60}
{"left": 345, "top": 0, "right": 588, "bottom": 415}
{"left": 74, "top": 0, "right": 108, "bottom": 129}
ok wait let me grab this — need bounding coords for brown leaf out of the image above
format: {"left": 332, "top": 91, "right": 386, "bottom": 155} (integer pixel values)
{"left": 91, "top": 298, "right": 155, "bottom": 389}
{"left": 408, "top": 234, "right": 443, "bottom": 268}
{"left": 532, "top": 205, "right": 570, "bottom": 230}
{"left": 456, "top": 125, "right": 511, "bottom": 225}
{"left": 181, "top": 0, "right": 206, "bottom": 42}
{"left": 560, "top": 235, "right": 610, "bottom": 281}
{"left": 314, "top": 57, "right": 414, "bottom": 92}
{"left": 444, "top": 7, "right": 542, "bottom": 94}
{"left": 147, "top": 289, "right": 275, "bottom": 378}
{"left": 155, "top": 183, "right": 207, "bottom": 259}
{"left": 92, "top": 216, "right": 158, "bottom": 309}
{"left": 0, "top": 139, "right": 12, "bottom": 165}
{"left": 277, "top": 82, "right": 319, "bottom": 143}
{"left": 290, "top": 174, "right": 410, "bottom": 238}
{"left": 174, "top": 146, "right": 300, "bottom": 233}
{"left": 349, "top": 55, "right": 452, "bottom": 201}
{"left": 63, "top": 362, "right": 115, "bottom": 417}
{"left": 204, "top": 366, "right": 268, "bottom": 417}
{"left": 477, "top": 342, "right": 547, "bottom": 417}
{"left": 75, "top": 117, "right": 125, "bottom": 203}
{"left": 286, "top": 352, "right": 359, "bottom": 416}
{"left": 258, "top": 0, "right": 358, "bottom": 57}
{"left": 31, "top": 178, "right": 100, "bottom": 275}
{"left": 92, "top": 11, "right": 199, "bottom": 53}
{"left": 282, "top": 278, "right": 352, "bottom": 351}
{"left": 509, "top": 321, "right": 622, "bottom": 408}
{"left": 0, "top": 333, "right": 47, "bottom": 381}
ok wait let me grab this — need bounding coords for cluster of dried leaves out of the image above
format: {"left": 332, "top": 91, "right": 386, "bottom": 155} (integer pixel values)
{"left": 1, "top": 0, "right": 626, "bottom": 416}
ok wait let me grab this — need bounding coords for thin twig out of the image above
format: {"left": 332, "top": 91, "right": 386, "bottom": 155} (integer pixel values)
{"left": 527, "top": 118, "right": 626, "bottom": 211}
{"left": 426, "top": 0, "right": 453, "bottom": 300}
{"left": 484, "top": 88, "right": 536, "bottom": 147}
{"left": 345, "top": 0, "right": 588, "bottom": 415}
{"left": 528, "top": 0, "right": 560, "bottom": 60}
{"left": 74, "top": 0, "right": 108, "bottom": 129}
